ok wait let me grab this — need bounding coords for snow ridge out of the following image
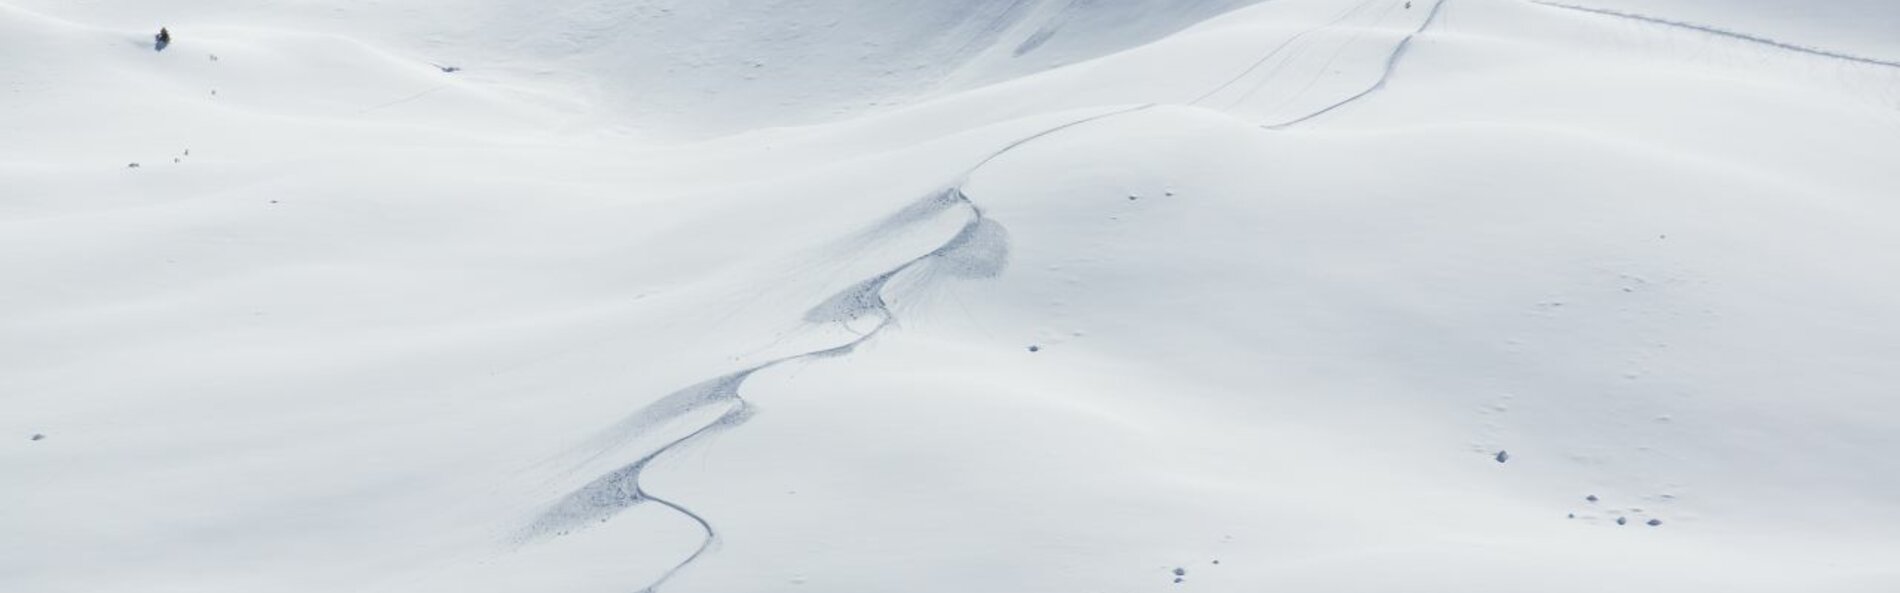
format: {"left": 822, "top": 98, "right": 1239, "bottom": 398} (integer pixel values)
{"left": 1530, "top": 1, "right": 1900, "bottom": 69}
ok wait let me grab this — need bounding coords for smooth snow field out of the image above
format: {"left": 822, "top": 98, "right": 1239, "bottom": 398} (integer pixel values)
{"left": 5, "top": 1, "right": 1900, "bottom": 592}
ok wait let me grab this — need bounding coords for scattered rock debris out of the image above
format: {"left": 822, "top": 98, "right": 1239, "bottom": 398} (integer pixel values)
{"left": 1494, "top": 450, "right": 1510, "bottom": 463}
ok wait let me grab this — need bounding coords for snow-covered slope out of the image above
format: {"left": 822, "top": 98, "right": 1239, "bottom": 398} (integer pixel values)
{"left": 5, "top": 1, "right": 1899, "bottom": 592}
{"left": 4, "top": 0, "right": 1274, "bottom": 135}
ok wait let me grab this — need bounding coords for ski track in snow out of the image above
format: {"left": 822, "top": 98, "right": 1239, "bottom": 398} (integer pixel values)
{"left": 1262, "top": 0, "right": 1447, "bottom": 129}
{"left": 1191, "top": 0, "right": 1386, "bottom": 107}
{"left": 1530, "top": 1, "right": 1900, "bottom": 70}
{"left": 522, "top": 104, "right": 1149, "bottom": 593}
{"left": 1252, "top": 0, "right": 1408, "bottom": 116}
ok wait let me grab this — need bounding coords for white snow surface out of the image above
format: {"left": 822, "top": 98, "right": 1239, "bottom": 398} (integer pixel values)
{"left": 5, "top": 1, "right": 1899, "bottom": 592}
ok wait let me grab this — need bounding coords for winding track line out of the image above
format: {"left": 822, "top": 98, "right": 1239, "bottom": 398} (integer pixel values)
{"left": 1530, "top": 1, "right": 1900, "bottom": 70}
{"left": 1262, "top": 0, "right": 1447, "bottom": 129}
{"left": 529, "top": 104, "right": 1151, "bottom": 593}
{"left": 1253, "top": 0, "right": 1409, "bottom": 117}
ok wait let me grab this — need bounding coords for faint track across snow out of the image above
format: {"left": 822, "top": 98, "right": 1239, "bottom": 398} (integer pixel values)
{"left": 1530, "top": 1, "right": 1900, "bottom": 70}
{"left": 1262, "top": 0, "right": 1446, "bottom": 129}
{"left": 1191, "top": 0, "right": 1384, "bottom": 106}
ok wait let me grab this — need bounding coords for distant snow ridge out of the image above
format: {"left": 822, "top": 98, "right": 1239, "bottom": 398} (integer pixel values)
{"left": 521, "top": 106, "right": 1145, "bottom": 591}
{"left": 473, "top": 0, "right": 1264, "bottom": 133}
{"left": 1531, "top": 1, "right": 1900, "bottom": 69}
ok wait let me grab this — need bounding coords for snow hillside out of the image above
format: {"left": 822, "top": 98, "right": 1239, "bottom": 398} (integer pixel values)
{"left": 4, "top": 0, "right": 1899, "bottom": 592}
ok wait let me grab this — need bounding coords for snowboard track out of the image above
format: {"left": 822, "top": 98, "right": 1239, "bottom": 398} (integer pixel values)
{"left": 525, "top": 104, "right": 1151, "bottom": 593}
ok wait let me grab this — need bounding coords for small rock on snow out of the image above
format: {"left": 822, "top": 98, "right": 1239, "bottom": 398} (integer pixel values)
{"left": 1494, "top": 450, "right": 1510, "bottom": 463}
{"left": 30, "top": 433, "right": 45, "bottom": 441}
{"left": 1172, "top": 567, "right": 1186, "bottom": 576}
{"left": 1646, "top": 519, "right": 1662, "bottom": 526}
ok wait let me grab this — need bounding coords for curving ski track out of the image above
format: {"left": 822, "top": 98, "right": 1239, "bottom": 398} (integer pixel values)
{"left": 1530, "top": 1, "right": 1900, "bottom": 70}
{"left": 524, "top": 104, "right": 1150, "bottom": 593}
{"left": 1262, "top": 0, "right": 1447, "bottom": 129}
